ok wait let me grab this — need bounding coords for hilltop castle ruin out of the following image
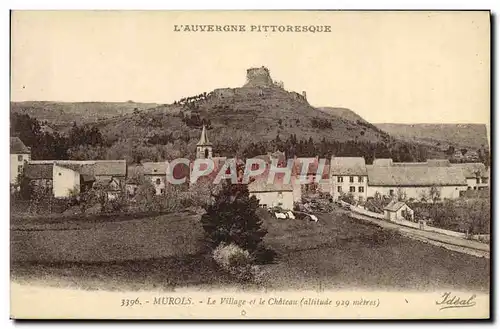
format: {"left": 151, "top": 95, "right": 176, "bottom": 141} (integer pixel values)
{"left": 206, "top": 66, "right": 307, "bottom": 102}
{"left": 244, "top": 66, "right": 274, "bottom": 88}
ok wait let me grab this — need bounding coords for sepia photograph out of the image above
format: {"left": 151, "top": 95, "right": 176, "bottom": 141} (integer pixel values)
{"left": 9, "top": 10, "right": 491, "bottom": 320}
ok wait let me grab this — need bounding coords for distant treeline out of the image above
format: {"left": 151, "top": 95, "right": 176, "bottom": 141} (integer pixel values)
{"left": 11, "top": 113, "right": 106, "bottom": 160}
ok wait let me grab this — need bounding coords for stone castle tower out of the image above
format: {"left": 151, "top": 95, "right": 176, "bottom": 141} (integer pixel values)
{"left": 196, "top": 125, "right": 213, "bottom": 159}
{"left": 244, "top": 66, "right": 274, "bottom": 88}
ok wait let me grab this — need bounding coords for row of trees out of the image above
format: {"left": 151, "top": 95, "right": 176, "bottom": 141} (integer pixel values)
{"left": 239, "top": 133, "right": 430, "bottom": 164}
{"left": 411, "top": 198, "right": 490, "bottom": 235}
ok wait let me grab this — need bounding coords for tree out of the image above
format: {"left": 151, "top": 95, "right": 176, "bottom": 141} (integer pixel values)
{"left": 200, "top": 179, "right": 267, "bottom": 253}
{"left": 134, "top": 179, "right": 158, "bottom": 212}
{"left": 446, "top": 145, "right": 455, "bottom": 157}
{"left": 18, "top": 174, "right": 33, "bottom": 200}
{"left": 458, "top": 199, "right": 490, "bottom": 236}
{"left": 396, "top": 188, "right": 407, "bottom": 201}
{"left": 419, "top": 189, "right": 429, "bottom": 203}
{"left": 429, "top": 185, "right": 441, "bottom": 203}
{"left": 461, "top": 148, "right": 468, "bottom": 156}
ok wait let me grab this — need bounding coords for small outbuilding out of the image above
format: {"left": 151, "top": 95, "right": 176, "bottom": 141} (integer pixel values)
{"left": 384, "top": 201, "right": 414, "bottom": 222}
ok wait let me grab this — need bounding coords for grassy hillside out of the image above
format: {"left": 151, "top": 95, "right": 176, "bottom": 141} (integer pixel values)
{"left": 316, "top": 106, "right": 369, "bottom": 124}
{"left": 10, "top": 87, "right": 449, "bottom": 162}
{"left": 375, "top": 123, "right": 489, "bottom": 150}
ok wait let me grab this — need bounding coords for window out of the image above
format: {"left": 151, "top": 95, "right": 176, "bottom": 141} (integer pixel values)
{"left": 349, "top": 176, "right": 354, "bottom": 183}
{"left": 358, "top": 186, "right": 364, "bottom": 193}
{"left": 389, "top": 189, "right": 394, "bottom": 196}
{"left": 476, "top": 178, "right": 480, "bottom": 184}
{"left": 156, "top": 178, "right": 161, "bottom": 185}
{"left": 349, "top": 186, "right": 355, "bottom": 193}
{"left": 358, "top": 176, "right": 364, "bottom": 183}
{"left": 482, "top": 178, "right": 488, "bottom": 184}
{"left": 358, "top": 196, "right": 364, "bottom": 203}
{"left": 337, "top": 176, "right": 343, "bottom": 183}
{"left": 17, "top": 155, "right": 22, "bottom": 162}
{"left": 17, "top": 165, "right": 22, "bottom": 173}
{"left": 337, "top": 186, "right": 342, "bottom": 193}
{"left": 160, "top": 188, "right": 165, "bottom": 195}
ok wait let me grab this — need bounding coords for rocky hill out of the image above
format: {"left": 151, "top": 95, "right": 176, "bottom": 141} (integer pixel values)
{"left": 375, "top": 123, "right": 489, "bottom": 150}
{"left": 90, "top": 84, "right": 394, "bottom": 147}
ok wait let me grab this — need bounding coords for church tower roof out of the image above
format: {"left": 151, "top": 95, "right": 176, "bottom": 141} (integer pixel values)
{"left": 197, "top": 125, "right": 212, "bottom": 146}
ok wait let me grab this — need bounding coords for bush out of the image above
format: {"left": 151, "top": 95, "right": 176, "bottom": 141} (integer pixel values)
{"left": 212, "top": 243, "right": 256, "bottom": 282}
{"left": 201, "top": 180, "right": 267, "bottom": 252}
{"left": 339, "top": 192, "right": 356, "bottom": 205}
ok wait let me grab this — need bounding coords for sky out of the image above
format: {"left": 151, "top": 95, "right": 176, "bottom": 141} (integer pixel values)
{"left": 10, "top": 10, "right": 490, "bottom": 125}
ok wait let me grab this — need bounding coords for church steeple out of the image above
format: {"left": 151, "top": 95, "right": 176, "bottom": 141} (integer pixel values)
{"left": 197, "top": 125, "right": 212, "bottom": 146}
{"left": 196, "top": 125, "right": 213, "bottom": 159}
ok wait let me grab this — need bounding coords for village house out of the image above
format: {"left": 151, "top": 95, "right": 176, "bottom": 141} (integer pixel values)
{"left": 23, "top": 160, "right": 126, "bottom": 199}
{"left": 366, "top": 159, "right": 468, "bottom": 201}
{"left": 248, "top": 176, "right": 295, "bottom": 210}
{"left": 330, "top": 157, "right": 368, "bottom": 202}
{"left": 23, "top": 163, "right": 53, "bottom": 195}
{"left": 10, "top": 137, "right": 31, "bottom": 185}
{"left": 451, "top": 162, "right": 489, "bottom": 191}
{"left": 384, "top": 201, "right": 414, "bottom": 221}
{"left": 142, "top": 162, "right": 168, "bottom": 195}
{"left": 292, "top": 157, "right": 330, "bottom": 195}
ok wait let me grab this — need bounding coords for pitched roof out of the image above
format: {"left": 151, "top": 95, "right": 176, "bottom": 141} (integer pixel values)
{"left": 426, "top": 159, "right": 451, "bottom": 167}
{"left": 392, "top": 162, "right": 427, "bottom": 167}
{"left": 248, "top": 176, "right": 293, "bottom": 192}
{"left": 56, "top": 163, "right": 95, "bottom": 176}
{"left": 452, "top": 163, "right": 488, "bottom": 178}
{"left": 253, "top": 151, "right": 287, "bottom": 165}
{"left": 81, "top": 174, "right": 95, "bottom": 182}
{"left": 373, "top": 158, "right": 393, "bottom": 166}
{"left": 366, "top": 165, "right": 467, "bottom": 186}
{"left": 292, "top": 158, "right": 329, "bottom": 177}
{"left": 10, "top": 137, "right": 30, "bottom": 154}
{"left": 197, "top": 125, "right": 212, "bottom": 146}
{"left": 331, "top": 157, "right": 367, "bottom": 176}
{"left": 142, "top": 162, "right": 168, "bottom": 175}
{"left": 94, "top": 160, "right": 127, "bottom": 177}
{"left": 384, "top": 201, "right": 407, "bottom": 212}
{"left": 24, "top": 163, "right": 53, "bottom": 179}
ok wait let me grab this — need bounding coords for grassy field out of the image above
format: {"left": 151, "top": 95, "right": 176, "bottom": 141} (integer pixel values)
{"left": 11, "top": 209, "right": 490, "bottom": 292}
